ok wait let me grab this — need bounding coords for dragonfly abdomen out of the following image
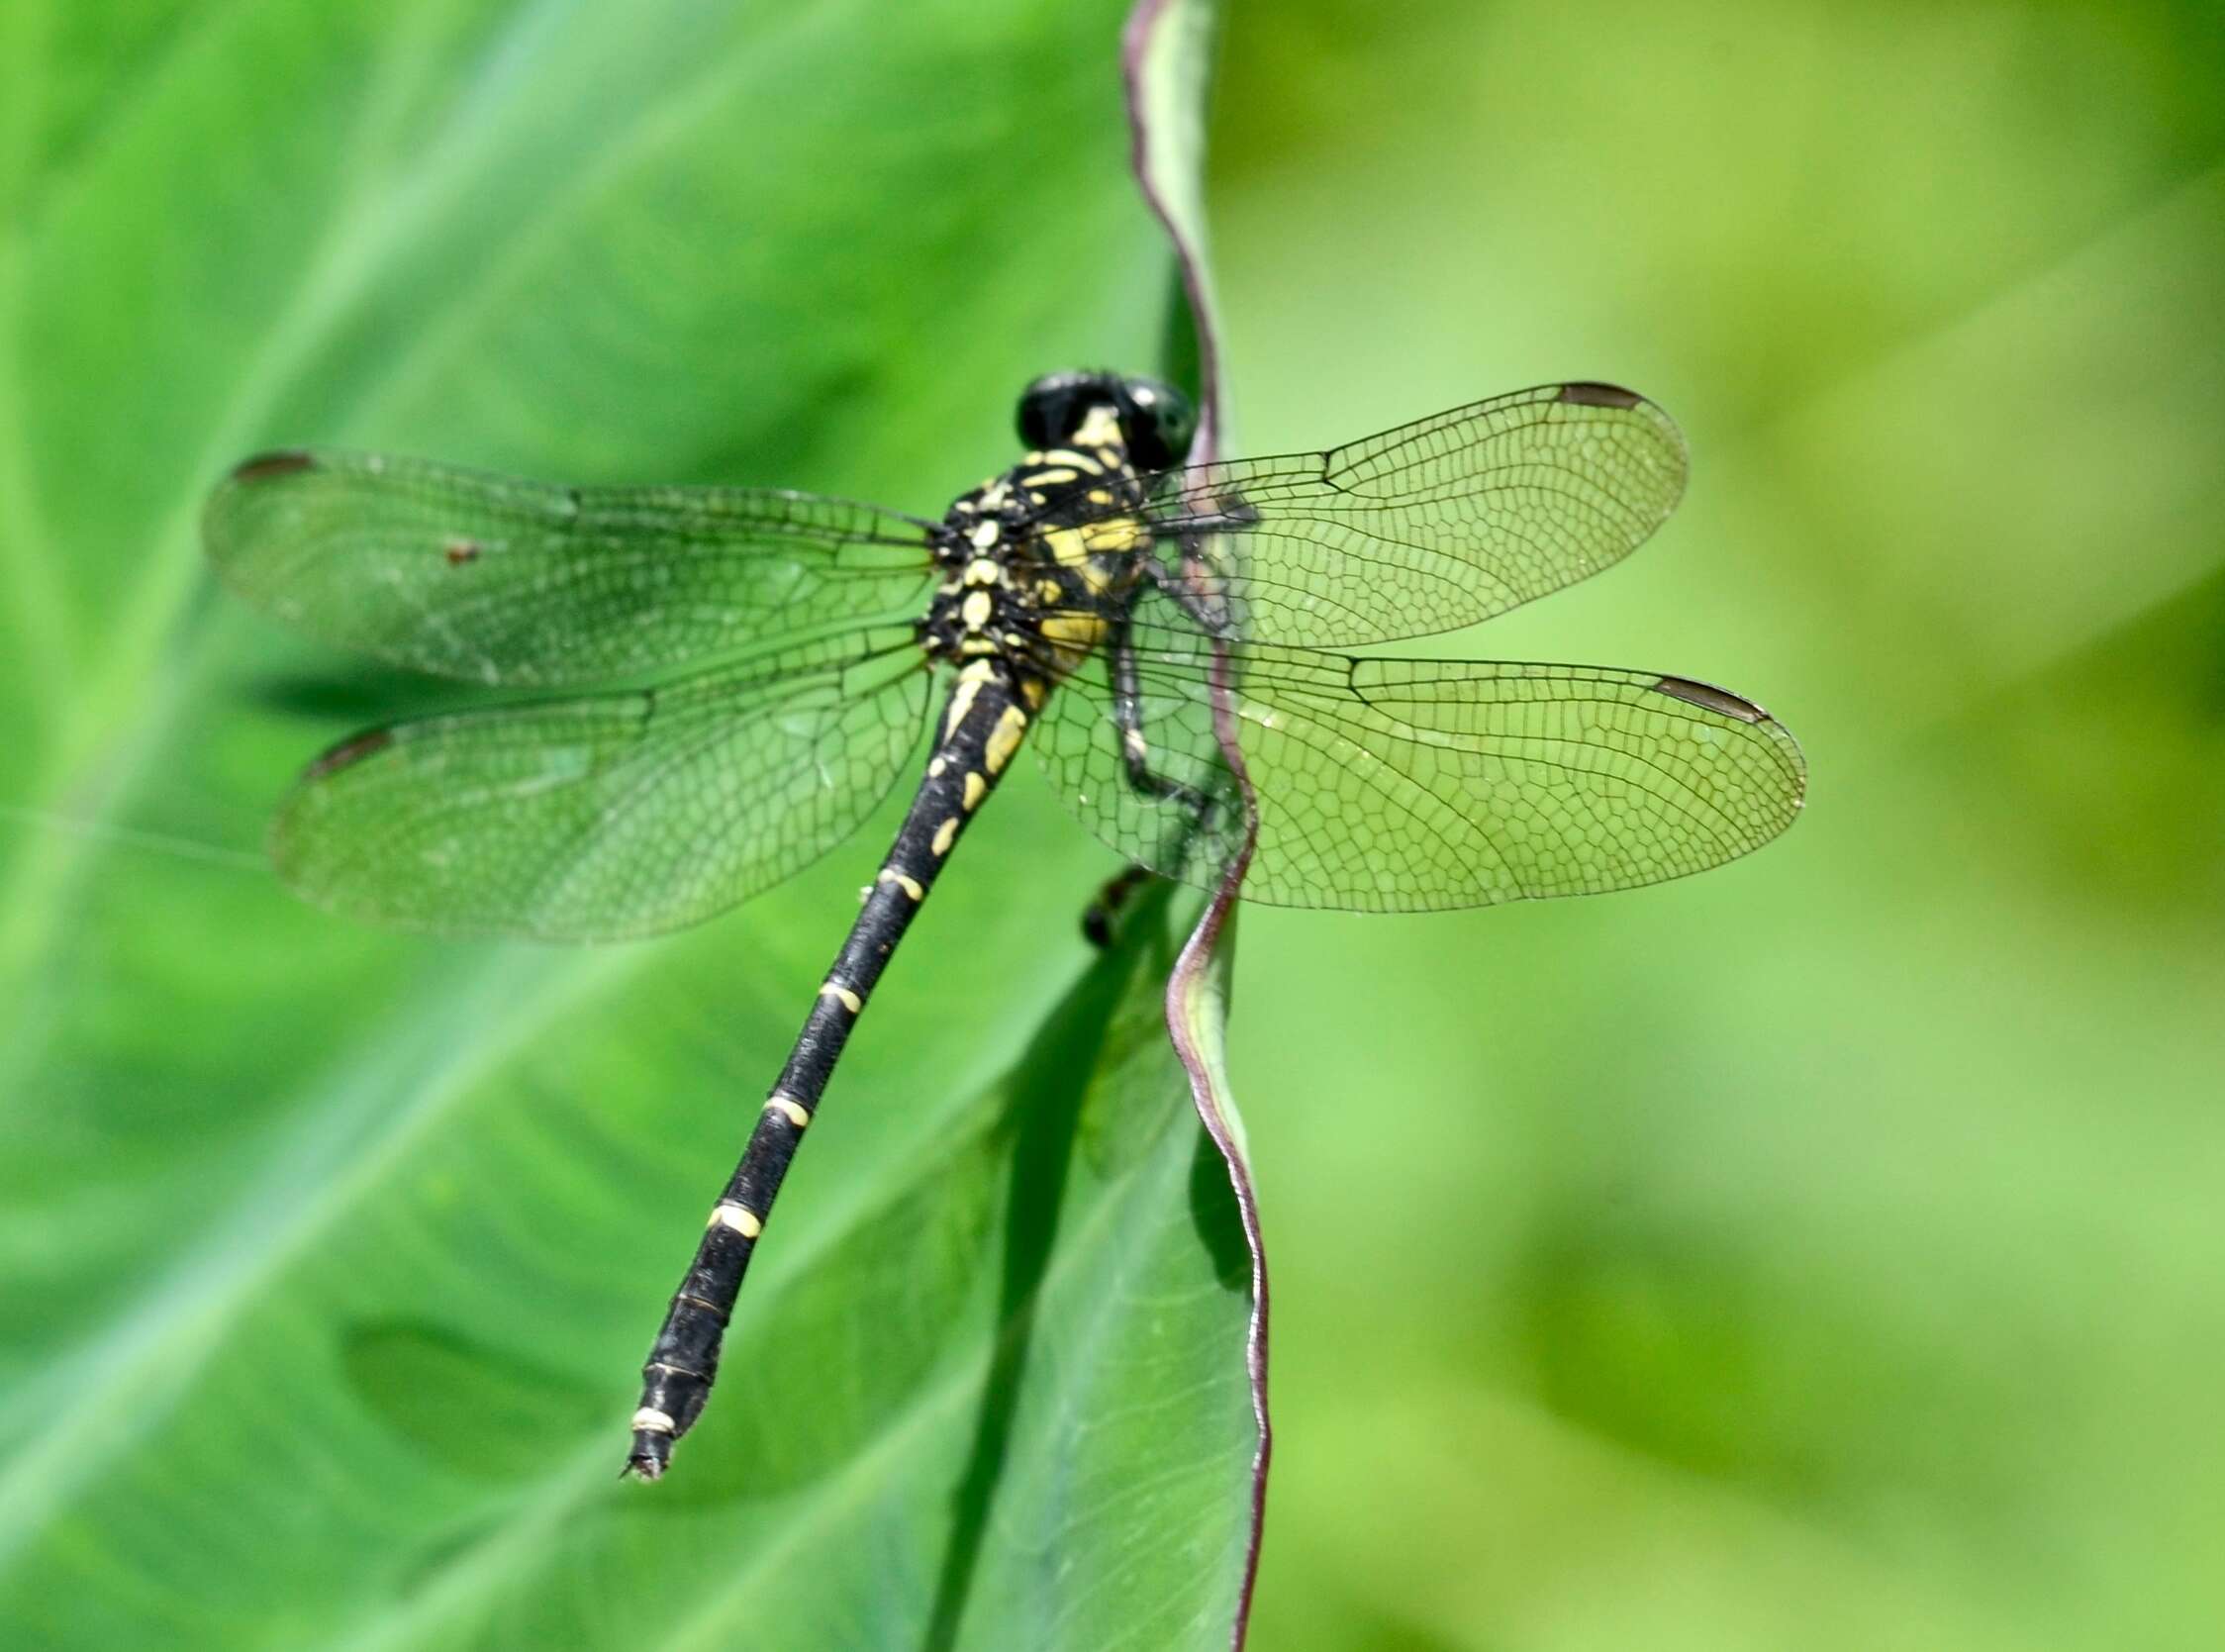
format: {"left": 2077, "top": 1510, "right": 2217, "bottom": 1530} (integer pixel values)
{"left": 627, "top": 653, "right": 1041, "bottom": 1479}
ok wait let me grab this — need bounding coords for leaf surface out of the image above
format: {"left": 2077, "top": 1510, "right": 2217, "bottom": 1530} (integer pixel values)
{"left": 0, "top": 2, "right": 1259, "bottom": 1645}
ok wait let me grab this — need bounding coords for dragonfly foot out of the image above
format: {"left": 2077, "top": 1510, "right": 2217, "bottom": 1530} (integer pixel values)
{"left": 1082, "top": 863, "right": 1157, "bottom": 947}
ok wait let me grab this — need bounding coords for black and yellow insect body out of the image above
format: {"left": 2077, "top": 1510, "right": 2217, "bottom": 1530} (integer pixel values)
{"left": 204, "top": 369, "right": 1804, "bottom": 1480}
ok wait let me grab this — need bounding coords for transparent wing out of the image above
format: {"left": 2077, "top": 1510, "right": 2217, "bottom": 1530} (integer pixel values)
{"left": 273, "top": 627, "right": 932, "bottom": 940}
{"left": 1072, "top": 382, "right": 1688, "bottom": 648}
{"left": 206, "top": 449, "right": 937, "bottom": 686}
{"left": 1026, "top": 608, "right": 1804, "bottom": 913}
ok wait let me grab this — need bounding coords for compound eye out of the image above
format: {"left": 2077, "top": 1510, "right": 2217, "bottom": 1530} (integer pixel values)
{"left": 1017, "top": 371, "right": 1195, "bottom": 464}
{"left": 1157, "top": 401, "right": 1198, "bottom": 462}
{"left": 1118, "top": 376, "right": 1196, "bottom": 468}
{"left": 1016, "top": 374, "right": 1078, "bottom": 451}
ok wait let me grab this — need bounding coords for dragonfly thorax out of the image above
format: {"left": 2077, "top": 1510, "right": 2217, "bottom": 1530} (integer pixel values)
{"left": 918, "top": 432, "right": 1150, "bottom": 673}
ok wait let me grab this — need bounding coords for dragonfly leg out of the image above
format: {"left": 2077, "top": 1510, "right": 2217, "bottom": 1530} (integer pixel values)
{"left": 1142, "top": 550, "right": 1233, "bottom": 636}
{"left": 1081, "top": 862, "right": 1156, "bottom": 947}
{"left": 1109, "top": 619, "right": 1219, "bottom": 819}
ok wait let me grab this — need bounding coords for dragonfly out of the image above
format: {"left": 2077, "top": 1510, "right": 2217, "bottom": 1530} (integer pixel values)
{"left": 204, "top": 371, "right": 1804, "bottom": 1479}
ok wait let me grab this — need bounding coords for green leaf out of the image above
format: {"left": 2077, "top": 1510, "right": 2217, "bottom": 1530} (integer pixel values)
{"left": 0, "top": 1, "right": 1258, "bottom": 1645}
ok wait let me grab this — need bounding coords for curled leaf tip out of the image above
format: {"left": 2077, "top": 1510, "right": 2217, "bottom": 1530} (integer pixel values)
{"left": 1124, "top": 2, "right": 1269, "bottom": 1643}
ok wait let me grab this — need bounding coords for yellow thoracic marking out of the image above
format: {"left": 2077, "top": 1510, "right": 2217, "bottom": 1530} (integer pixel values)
{"left": 878, "top": 867, "right": 925, "bottom": 901}
{"left": 960, "top": 590, "right": 993, "bottom": 630}
{"left": 1072, "top": 404, "right": 1123, "bottom": 447}
{"left": 1041, "top": 447, "right": 1103, "bottom": 476}
{"left": 984, "top": 705, "right": 1028, "bottom": 775}
{"left": 962, "top": 771, "right": 987, "bottom": 811}
{"left": 970, "top": 519, "right": 1000, "bottom": 548}
{"left": 928, "top": 755, "right": 947, "bottom": 777}
{"left": 1042, "top": 526, "right": 1089, "bottom": 567}
{"left": 931, "top": 816, "right": 959, "bottom": 856}
{"left": 632, "top": 1407, "right": 678, "bottom": 1434}
{"left": 1037, "top": 612, "right": 1108, "bottom": 669}
{"left": 821, "top": 981, "right": 864, "bottom": 1015}
{"left": 1040, "top": 516, "right": 1142, "bottom": 574}
{"left": 1017, "top": 675, "right": 1049, "bottom": 710}
{"left": 964, "top": 557, "right": 1000, "bottom": 585}
{"left": 1024, "top": 465, "right": 1078, "bottom": 486}
{"left": 1086, "top": 487, "right": 1113, "bottom": 506}
{"left": 710, "top": 1202, "right": 763, "bottom": 1238}
{"left": 943, "top": 672, "right": 985, "bottom": 738}
{"left": 1035, "top": 577, "right": 1063, "bottom": 604}
{"left": 766, "top": 1095, "right": 812, "bottom": 1128}
{"left": 1085, "top": 517, "right": 1145, "bottom": 554}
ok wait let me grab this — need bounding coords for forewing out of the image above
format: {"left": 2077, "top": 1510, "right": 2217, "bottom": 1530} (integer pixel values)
{"left": 1029, "top": 617, "right": 1804, "bottom": 913}
{"left": 1105, "top": 383, "right": 1687, "bottom": 648}
{"left": 273, "top": 628, "right": 932, "bottom": 940}
{"left": 206, "top": 449, "right": 937, "bottom": 686}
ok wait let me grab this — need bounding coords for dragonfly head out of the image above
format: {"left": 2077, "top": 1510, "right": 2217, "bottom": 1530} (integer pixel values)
{"left": 1016, "top": 371, "right": 1195, "bottom": 471}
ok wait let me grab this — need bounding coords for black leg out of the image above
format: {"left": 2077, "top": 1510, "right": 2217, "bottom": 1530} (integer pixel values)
{"left": 1107, "top": 612, "right": 1218, "bottom": 817}
{"left": 1082, "top": 613, "right": 1229, "bottom": 912}
{"left": 1144, "top": 543, "right": 1235, "bottom": 637}
{"left": 1080, "top": 863, "right": 1156, "bottom": 948}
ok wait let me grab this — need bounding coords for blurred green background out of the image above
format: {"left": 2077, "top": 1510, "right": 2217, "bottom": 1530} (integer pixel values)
{"left": 1210, "top": 3, "right": 2225, "bottom": 1648}
{"left": 4, "top": 0, "right": 2222, "bottom": 1647}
